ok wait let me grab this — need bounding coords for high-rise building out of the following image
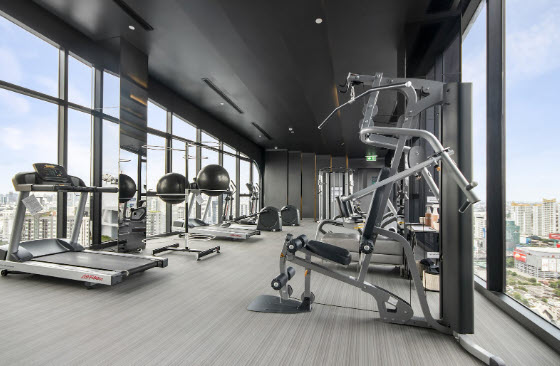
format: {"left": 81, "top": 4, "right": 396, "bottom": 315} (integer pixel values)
{"left": 473, "top": 212, "right": 486, "bottom": 240}
{"left": 512, "top": 203, "right": 534, "bottom": 236}
{"left": 66, "top": 215, "right": 91, "bottom": 246}
{"left": 511, "top": 199, "right": 558, "bottom": 237}
{"left": 539, "top": 199, "right": 557, "bottom": 236}
{"left": 146, "top": 197, "right": 166, "bottom": 236}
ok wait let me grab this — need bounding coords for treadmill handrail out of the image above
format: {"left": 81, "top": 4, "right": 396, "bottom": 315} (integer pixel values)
{"left": 18, "top": 184, "right": 118, "bottom": 193}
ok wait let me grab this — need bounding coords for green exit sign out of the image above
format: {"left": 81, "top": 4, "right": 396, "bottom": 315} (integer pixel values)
{"left": 365, "top": 155, "right": 377, "bottom": 161}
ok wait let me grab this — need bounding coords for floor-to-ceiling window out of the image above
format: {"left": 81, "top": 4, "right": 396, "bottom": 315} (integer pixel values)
{"left": 171, "top": 115, "right": 197, "bottom": 225}
{"left": 0, "top": 15, "right": 58, "bottom": 96}
{"left": 101, "top": 118, "right": 119, "bottom": 243}
{"left": 101, "top": 71, "right": 120, "bottom": 243}
{"left": 223, "top": 144, "right": 237, "bottom": 219}
{"left": 239, "top": 158, "right": 251, "bottom": 216}
{"left": 102, "top": 71, "right": 119, "bottom": 118}
{"left": 0, "top": 15, "right": 59, "bottom": 244}
{"left": 252, "top": 162, "right": 261, "bottom": 212}
{"left": 0, "top": 11, "right": 256, "bottom": 246}
{"left": 67, "top": 108, "right": 93, "bottom": 246}
{"left": 505, "top": 0, "right": 560, "bottom": 328}
{"left": 462, "top": 2, "right": 487, "bottom": 280}
{"left": 146, "top": 101, "right": 167, "bottom": 236}
{"left": 200, "top": 132, "right": 219, "bottom": 224}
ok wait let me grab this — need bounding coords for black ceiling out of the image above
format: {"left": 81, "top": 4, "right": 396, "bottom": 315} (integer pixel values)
{"left": 33, "top": 0, "right": 462, "bottom": 158}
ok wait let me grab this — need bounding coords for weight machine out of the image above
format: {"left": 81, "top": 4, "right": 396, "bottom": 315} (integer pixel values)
{"left": 248, "top": 73, "right": 504, "bottom": 365}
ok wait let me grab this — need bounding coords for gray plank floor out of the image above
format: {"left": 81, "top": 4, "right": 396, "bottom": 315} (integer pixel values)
{"left": 0, "top": 219, "right": 558, "bottom": 366}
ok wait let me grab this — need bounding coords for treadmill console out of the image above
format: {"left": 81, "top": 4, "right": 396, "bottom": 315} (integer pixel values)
{"left": 33, "top": 163, "right": 72, "bottom": 184}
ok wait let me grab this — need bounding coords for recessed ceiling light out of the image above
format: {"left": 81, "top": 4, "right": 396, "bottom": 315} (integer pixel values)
{"left": 288, "top": 127, "right": 293, "bottom": 131}
{"left": 220, "top": 102, "right": 225, "bottom": 106}
{"left": 129, "top": 25, "right": 135, "bottom": 30}
{"left": 315, "top": 18, "right": 323, "bottom": 24}
{"left": 275, "top": 146, "right": 278, "bottom": 149}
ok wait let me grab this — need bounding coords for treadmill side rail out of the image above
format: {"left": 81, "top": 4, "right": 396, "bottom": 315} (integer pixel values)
{"left": 0, "top": 260, "right": 123, "bottom": 285}
{"left": 82, "top": 250, "right": 169, "bottom": 267}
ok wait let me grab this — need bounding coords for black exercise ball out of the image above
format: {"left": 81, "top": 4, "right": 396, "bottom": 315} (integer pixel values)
{"left": 196, "top": 164, "right": 230, "bottom": 197}
{"left": 119, "top": 174, "right": 136, "bottom": 203}
{"left": 157, "top": 172, "right": 186, "bottom": 204}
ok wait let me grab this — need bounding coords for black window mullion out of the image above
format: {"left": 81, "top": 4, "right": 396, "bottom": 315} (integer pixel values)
{"left": 165, "top": 111, "right": 173, "bottom": 232}
{"left": 57, "top": 49, "right": 68, "bottom": 238}
{"left": 91, "top": 68, "right": 103, "bottom": 245}
{"left": 486, "top": 0, "right": 506, "bottom": 292}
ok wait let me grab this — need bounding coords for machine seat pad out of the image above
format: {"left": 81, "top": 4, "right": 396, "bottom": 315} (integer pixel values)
{"left": 306, "top": 240, "right": 352, "bottom": 265}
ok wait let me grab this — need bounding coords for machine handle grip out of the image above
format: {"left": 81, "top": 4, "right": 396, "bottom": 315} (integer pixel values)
{"left": 271, "top": 267, "right": 296, "bottom": 290}
{"left": 287, "top": 235, "right": 308, "bottom": 253}
{"left": 459, "top": 200, "right": 472, "bottom": 214}
{"left": 96, "top": 187, "right": 119, "bottom": 193}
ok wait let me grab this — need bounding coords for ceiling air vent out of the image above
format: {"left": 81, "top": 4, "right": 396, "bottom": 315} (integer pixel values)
{"left": 113, "top": 0, "right": 154, "bottom": 31}
{"left": 202, "top": 78, "right": 244, "bottom": 114}
{"left": 251, "top": 122, "right": 272, "bottom": 140}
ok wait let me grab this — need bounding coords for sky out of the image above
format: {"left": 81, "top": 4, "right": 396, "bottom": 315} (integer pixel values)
{"left": 462, "top": 0, "right": 560, "bottom": 202}
{"left": 0, "top": 1, "right": 554, "bottom": 202}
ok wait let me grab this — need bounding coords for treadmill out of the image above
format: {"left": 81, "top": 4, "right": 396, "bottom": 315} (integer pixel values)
{"left": 0, "top": 163, "right": 167, "bottom": 287}
{"left": 181, "top": 192, "right": 260, "bottom": 240}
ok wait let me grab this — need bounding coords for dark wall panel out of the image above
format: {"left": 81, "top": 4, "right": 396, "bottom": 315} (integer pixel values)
{"left": 315, "top": 155, "right": 331, "bottom": 219}
{"left": 287, "top": 152, "right": 301, "bottom": 211}
{"left": 264, "top": 150, "right": 288, "bottom": 208}
{"left": 301, "top": 153, "right": 315, "bottom": 218}
{"left": 331, "top": 156, "right": 347, "bottom": 170}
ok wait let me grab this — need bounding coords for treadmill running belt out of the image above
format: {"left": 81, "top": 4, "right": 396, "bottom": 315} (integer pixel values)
{"left": 33, "top": 252, "right": 158, "bottom": 273}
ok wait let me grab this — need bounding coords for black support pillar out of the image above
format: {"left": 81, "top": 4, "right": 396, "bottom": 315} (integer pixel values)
{"left": 441, "top": 83, "right": 474, "bottom": 334}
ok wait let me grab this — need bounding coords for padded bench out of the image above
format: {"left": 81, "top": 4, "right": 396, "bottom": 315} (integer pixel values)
{"left": 305, "top": 240, "right": 352, "bottom": 265}
{"left": 317, "top": 231, "right": 404, "bottom": 266}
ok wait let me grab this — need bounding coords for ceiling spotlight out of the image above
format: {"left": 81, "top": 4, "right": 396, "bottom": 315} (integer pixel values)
{"left": 315, "top": 18, "right": 323, "bottom": 24}
{"left": 220, "top": 102, "right": 225, "bottom": 106}
{"left": 275, "top": 146, "right": 278, "bottom": 149}
{"left": 288, "top": 127, "right": 293, "bottom": 131}
{"left": 129, "top": 25, "right": 135, "bottom": 30}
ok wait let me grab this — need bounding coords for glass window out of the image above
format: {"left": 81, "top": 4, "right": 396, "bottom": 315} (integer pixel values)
{"left": 0, "top": 15, "right": 59, "bottom": 96}
{"left": 101, "top": 120, "right": 119, "bottom": 243}
{"left": 201, "top": 146, "right": 219, "bottom": 168}
{"left": 68, "top": 55, "right": 92, "bottom": 107}
{"left": 173, "top": 115, "right": 196, "bottom": 141}
{"left": 223, "top": 145, "right": 237, "bottom": 218}
{"left": 239, "top": 159, "right": 250, "bottom": 194}
{"left": 200, "top": 134, "right": 219, "bottom": 224}
{"left": 103, "top": 71, "right": 119, "bottom": 118}
{"left": 172, "top": 139, "right": 187, "bottom": 175}
{"left": 187, "top": 143, "right": 197, "bottom": 184}
{"left": 239, "top": 196, "right": 251, "bottom": 217}
{"left": 252, "top": 162, "right": 260, "bottom": 211}
{"left": 505, "top": 1, "right": 560, "bottom": 328}
{"left": 148, "top": 101, "right": 166, "bottom": 132}
{"left": 0, "top": 90, "right": 58, "bottom": 245}
{"left": 67, "top": 109, "right": 92, "bottom": 184}
{"left": 146, "top": 134, "right": 167, "bottom": 236}
{"left": 201, "top": 131, "right": 219, "bottom": 148}
{"left": 462, "top": 3, "right": 487, "bottom": 280}
{"left": 171, "top": 139, "right": 187, "bottom": 225}
{"left": 66, "top": 109, "right": 92, "bottom": 246}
